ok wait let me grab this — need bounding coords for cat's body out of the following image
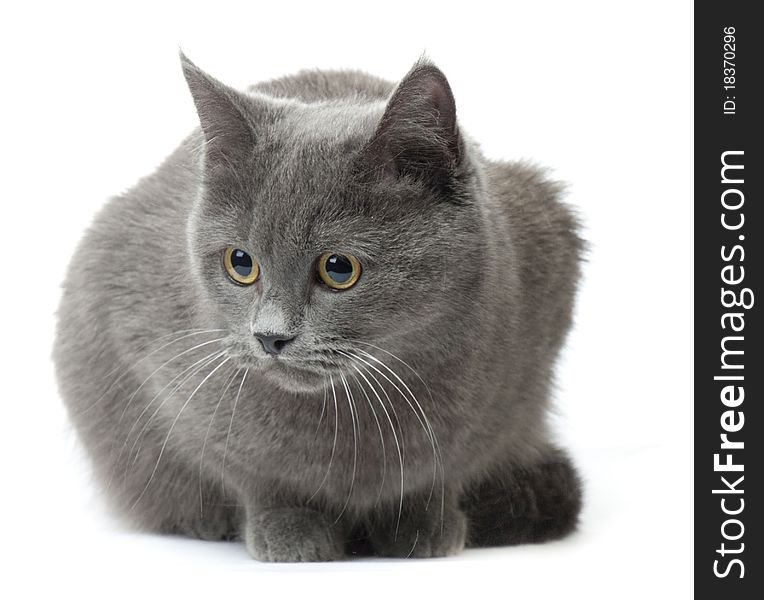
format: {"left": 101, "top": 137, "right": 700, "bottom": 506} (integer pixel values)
{"left": 54, "top": 57, "right": 583, "bottom": 561}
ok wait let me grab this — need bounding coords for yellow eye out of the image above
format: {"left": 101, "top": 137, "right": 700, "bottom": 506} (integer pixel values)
{"left": 317, "top": 252, "right": 361, "bottom": 290}
{"left": 223, "top": 247, "right": 260, "bottom": 285}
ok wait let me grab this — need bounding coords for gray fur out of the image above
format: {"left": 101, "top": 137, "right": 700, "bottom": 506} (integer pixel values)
{"left": 54, "top": 54, "right": 584, "bottom": 561}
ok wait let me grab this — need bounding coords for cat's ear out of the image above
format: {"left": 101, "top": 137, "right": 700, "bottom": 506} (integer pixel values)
{"left": 365, "top": 58, "right": 461, "bottom": 193}
{"left": 180, "top": 52, "right": 255, "bottom": 164}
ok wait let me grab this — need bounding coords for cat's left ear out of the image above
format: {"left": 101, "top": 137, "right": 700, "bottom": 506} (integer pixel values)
{"left": 180, "top": 52, "right": 256, "bottom": 166}
{"left": 365, "top": 59, "right": 461, "bottom": 194}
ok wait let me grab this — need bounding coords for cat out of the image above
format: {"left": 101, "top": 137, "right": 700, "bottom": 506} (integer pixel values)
{"left": 53, "top": 52, "right": 584, "bottom": 561}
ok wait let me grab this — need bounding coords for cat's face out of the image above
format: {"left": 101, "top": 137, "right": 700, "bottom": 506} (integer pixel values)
{"left": 183, "top": 56, "right": 483, "bottom": 392}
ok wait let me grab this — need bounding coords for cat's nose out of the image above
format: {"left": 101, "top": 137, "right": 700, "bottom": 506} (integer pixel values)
{"left": 253, "top": 332, "right": 296, "bottom": 356}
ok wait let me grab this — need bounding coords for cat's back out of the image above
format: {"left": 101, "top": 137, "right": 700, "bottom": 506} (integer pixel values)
{"left": 485, "top": 160, "right": 583, "bottom": 355}
{"left": 487, "top": 159, "right": 582, "bottom": 276}
{"left": 248, "top": 69, "right": 394, "bottom": 103}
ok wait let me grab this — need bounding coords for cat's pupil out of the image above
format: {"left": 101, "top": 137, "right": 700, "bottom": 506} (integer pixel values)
{"left": 231, "top": 249, "right": 253, "bottom": 277}
{"left": 326, "top": 254, "right": 353, "bottom": 283}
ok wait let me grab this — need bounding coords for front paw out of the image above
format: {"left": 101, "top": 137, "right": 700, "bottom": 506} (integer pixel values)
{"left": 371, "top": 506, "right": 467, "bottom": 558}
{"left": 244, "top": 507, "right": 344, "bottom": 562}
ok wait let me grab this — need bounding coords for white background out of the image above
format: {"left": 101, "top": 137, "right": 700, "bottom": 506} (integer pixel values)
{"left": 0, "top": 1, "right": 693, "bottom": 598}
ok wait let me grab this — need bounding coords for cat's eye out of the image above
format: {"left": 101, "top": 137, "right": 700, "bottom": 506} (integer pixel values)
{"left": 223, "top": 247, "right": 260, "bottom": 285}
{"left": 317, "top": 252, "right": 361, "bottom": 290}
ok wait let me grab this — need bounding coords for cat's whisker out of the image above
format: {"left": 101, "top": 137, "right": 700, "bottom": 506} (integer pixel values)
{"left": 125, "top": 350, "right": 227, "bottom": 471}
{"left": 341, "top": 352, "right": 420, "bottom": 450}
{"left": 354, "top": 341, "right": 438, "bottom": 413}
{"left": 352, "top": 350, "right": 438, "bottom": 448}
{"left": 125, "top": 351, "right": 227, "bottom": 481}
{"left": 129, "top": 354, "right": 231, "bottom": 513}
{"left": 76, "top": 328, "right": 226, "bottom": 416}
{"left": 348, "top": 368, "right": 387, "bottom": 508}
{"left": 199, "top": 365, "right": 240, "bottom": 519}
{"left": 313, "top": 381, "right": 328, "bottom": 439}
{"left": 350, "top": 352, "right": 440, "bottom": 472}
{"left": 221, "top": 368, "right": 248, "bottom": 498}
{"left": 96, "top": 328, "right": 208, "bottom": 390}
{"left": 352, "top": 343, "right": 443, "bottom": 456}
{"left": 112, "top": 337, "right": 226, "bottom": 475}
{"left": 405, "top": 529, "right": 420, "bottom": 559}
{"left": 334, "top": 372, "right": 358, "bottom": 524}
{"left": 345, "top": 358, "right": 404, "bottom": 539}
{"left": 353, "top": 344, "right": 445, "bottom": 491}
{"left": 353, "top": 347, "right": 447, "bottom": 532}
{"left": 345, "top": 349, "right": 444, "bottom": 531}
{"left": 307, "top": 374, "right": 339, "bottom": 503}
{"left": 345, "top": 356, "right": 405, "bottom": 456}
{"left": 117, "top": 336, "right": 227, "bottom": 424}
{"left": 107, "top": 348, "right": 226, "bottom": 491}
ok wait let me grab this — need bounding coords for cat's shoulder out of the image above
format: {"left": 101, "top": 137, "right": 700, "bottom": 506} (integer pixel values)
{"left": 248, "top": 69, "right": 394, "bottom": 103}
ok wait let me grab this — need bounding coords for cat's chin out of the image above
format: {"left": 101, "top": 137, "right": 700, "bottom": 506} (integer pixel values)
{"left": 258, "top": 358, "right": 327, "bottom": 393}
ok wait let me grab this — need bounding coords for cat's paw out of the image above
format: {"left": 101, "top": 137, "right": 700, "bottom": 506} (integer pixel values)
{"left": 244, "top": 507, "right": 344, "bottom": 562}
{"left": 371, "top": 506, "right": 467, "bottom": 558}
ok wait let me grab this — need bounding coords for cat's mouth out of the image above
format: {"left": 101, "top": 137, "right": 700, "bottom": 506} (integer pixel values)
{"left": 271, "top": 356, "right": 334, "bottom": 374}
{"left": 258, "top": 355, "right": 343, "bottom": 392}
{"left": 227, "top": 348, "right": 350, "bottom": 392}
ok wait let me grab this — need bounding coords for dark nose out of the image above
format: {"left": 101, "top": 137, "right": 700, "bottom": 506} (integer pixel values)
{"left": 254, "top": 332, "right": 296, "bottom": 356}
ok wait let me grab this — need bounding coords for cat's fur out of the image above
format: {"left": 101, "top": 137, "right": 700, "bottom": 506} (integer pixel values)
{"left": 54, "top": 54, "right": 584, "bottom": 561}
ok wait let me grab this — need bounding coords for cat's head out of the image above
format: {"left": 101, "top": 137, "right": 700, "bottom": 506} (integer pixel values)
{"left": 182, "top": 54, "right": 486, "bottom": 392}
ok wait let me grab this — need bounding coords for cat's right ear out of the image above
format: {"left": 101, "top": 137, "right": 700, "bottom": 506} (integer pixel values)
{"left": 180, "top": 52, "right": 255, "bottom": 165}
{"left": 362, "top": 58, "right": 462, "bottom": 196}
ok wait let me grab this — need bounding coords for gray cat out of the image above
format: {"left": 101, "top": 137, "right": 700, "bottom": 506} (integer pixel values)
{"left": 53, "top": 53, "right": 584, "bottom": 561}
